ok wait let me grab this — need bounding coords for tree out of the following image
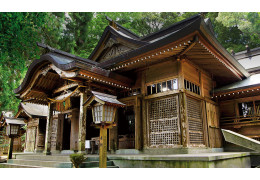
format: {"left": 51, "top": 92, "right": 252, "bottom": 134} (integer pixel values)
{"left": 0, "top": 12, "right": 64, "bottom": 112}
{"left": 214, "top": 12, "right": 260, "bottom": 52}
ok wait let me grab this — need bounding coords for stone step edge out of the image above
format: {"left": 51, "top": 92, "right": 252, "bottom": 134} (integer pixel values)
{"left": 0, "top": 163, "right": 47, "bottom": 168}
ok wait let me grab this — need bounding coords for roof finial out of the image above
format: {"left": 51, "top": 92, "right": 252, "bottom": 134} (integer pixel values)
{"left": 105, "top": 16, "right": 118, "bottom": 30}
{"left": 246, "top": 45, "right": 250, "bottom": 53}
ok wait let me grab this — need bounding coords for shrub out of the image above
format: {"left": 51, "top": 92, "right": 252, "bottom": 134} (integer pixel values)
{"left": 70, "top": 153, "right": 86, "bottom": 168}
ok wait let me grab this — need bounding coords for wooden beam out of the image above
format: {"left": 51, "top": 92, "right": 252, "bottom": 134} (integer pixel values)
{"left": 54, "top": 82, "right": 78, "bottom": 94}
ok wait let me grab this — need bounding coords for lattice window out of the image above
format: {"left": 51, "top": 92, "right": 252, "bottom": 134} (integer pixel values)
{"left": 148, "top": 96, "right": 180, "bottom": 146}
{"left": 187, "top": 97, "right": 204, "bottom": 145}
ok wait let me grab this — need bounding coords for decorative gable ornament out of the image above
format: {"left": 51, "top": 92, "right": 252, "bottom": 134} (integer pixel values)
{"left": 83, "top": 91, "right": 125, "bottom": 125}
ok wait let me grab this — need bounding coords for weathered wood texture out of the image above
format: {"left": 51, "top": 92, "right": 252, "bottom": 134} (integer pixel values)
{"left": 148, "top": 95, "right": 181, "bottom": 147}
{"left": 25, "top": 118, "right": 39, "bottom": 152}
{"left": 78, "top": 91, "right": 88, "bottom": 152}
{"left": 99, "top": 127, "right": 108, "bottom": 168}
{"left": 201, "top": 72, "right": 213, "bottom": 99}
{"left": 135, "top": 97, "right": 142, "bottom": 150}
{"left": 71, "top": 109, "right": 79, "bottom": 151}
{"left": 182, "top": 61, "right": 200, "bottom": 85}
{"left": 179, "top": 92, "right": 189, "bottom": 147}
{"left": 44, "top": 103, "right": 54, "bottom": 154}
{"left": 187, "top": 96, "right": 204, "bottom": 146}
{"left": 144, "top": 60, "right": 178, "bottom": 84}
{"left": 206, "top": 102, "right": 222, "bottom": 148}
{"left": 109, "top": 110, "right": 118, "bottom": 151}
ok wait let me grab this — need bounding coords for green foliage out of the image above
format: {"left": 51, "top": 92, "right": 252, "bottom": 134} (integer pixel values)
{"left": 0, "top": 12, "right": 64, "bottom": 113}
{"left": 70, "top": 153, "right": 86, "bottom": 168}
{"left": 206, "top": 12, "right": 260, "bottom": 52}
{"left": 0, "top": 127, "right": 9, "bottom": 148}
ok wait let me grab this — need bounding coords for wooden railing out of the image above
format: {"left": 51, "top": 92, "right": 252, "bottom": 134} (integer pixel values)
{"left": 220, "top": 114, "right": 260, "bottom": 126}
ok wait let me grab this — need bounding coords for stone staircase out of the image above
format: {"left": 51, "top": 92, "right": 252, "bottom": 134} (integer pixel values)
{"left": 0, "top": 154, "right": 118, "bottom": 168}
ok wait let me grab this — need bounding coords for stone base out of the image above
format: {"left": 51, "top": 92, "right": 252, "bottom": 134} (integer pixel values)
{"left": 142, "top": 147, "right": 224, "bottom": 155}
{"left": 108, "top": 152, "right": 251, "bottom": 168}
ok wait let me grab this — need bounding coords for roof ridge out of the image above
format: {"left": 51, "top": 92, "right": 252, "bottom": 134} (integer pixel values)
{"left": 37, "top": 42, "right": 98, "bottom": 66}
{"left": 141, "top": 14, "right": 201, "bottom": 41}
{"left": 105, "top": 16, "right": 140, "bottom": 39}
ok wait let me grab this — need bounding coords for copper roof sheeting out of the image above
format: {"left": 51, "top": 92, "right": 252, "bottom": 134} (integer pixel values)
{"left": 20, "top": 102, "right": 48, "bottom": 117}
{"left": 84, "top": 91, "right": 125, "bottom": 107}
{"left": 214, "top": 74, "right": 260, "bottom": 94}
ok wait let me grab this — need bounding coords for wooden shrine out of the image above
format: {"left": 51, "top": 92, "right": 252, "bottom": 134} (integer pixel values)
{"left": 13, "top": 14, "right": 258, "bottom": 155}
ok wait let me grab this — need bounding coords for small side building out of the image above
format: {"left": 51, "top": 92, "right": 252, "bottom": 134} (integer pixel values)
{"left": 15, "top": 102, "right": 48, "bottom": 153}
{"left": 0, "top": 111, "right": 26, "bottom": 154}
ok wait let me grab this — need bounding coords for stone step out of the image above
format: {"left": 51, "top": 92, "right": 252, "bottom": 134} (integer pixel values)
{"left": 7, "top": 157, "right": 115, "bottom": 168}
{"left": 79, "top": 161, "right": 114, "bottom": 168}
{"left": 15, "top": 154, "right": 71, "bottom": 162}
{"left": 115, "top": 149, "right": 141, "bottom": 155}
{"left": 0, "top": 163, "right": 44, "bottom": 168}
{"left": 8, "top": 159, "right": 68, "bottom": 168}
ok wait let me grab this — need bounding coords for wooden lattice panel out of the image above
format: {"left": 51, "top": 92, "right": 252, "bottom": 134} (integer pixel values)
{"left": 187, "top": 97, "right": 204, "bottom": 145}
{"left": 148, "top": 96, "right": 180, "bottom": 146}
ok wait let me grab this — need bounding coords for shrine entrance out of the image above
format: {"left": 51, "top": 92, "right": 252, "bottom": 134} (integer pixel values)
{"left": 118, "top": 106, "right": 135, "bottom": 149}
{"left": 62, "top": 113, "right": 71, "bottom": 150}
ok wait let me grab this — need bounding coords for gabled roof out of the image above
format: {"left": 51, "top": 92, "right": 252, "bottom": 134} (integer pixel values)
{"left": 96, "top": 14, "right": 249, "bottom": 82}
{"left": 88, "top": 24, "right": 148, "bottom": 61}
{"left": 14, "top": 44, "right": 133, "bottom": 96}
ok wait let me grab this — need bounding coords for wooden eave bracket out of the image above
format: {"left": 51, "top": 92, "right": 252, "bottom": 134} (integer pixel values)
{"left": 179, "top": 35, "right": 198, "bottom": 56}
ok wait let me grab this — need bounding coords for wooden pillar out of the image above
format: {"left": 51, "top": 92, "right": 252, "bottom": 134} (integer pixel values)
{"left": 179, "top": 92, "right": 189, "bottom": 147}
{"left": 7, "top": 137, "right": 14, "bottom": 159}
{"left": 109, "top": 110, "right": 118, "bottom": 152}
{"left": 44, "top": 102, "right": 54, "bottom": 155}
{"left": 78, "top": 89, "right": 88, "bottom": 153}
{"left": 99, "top": 126, "right": 107, "bottom": 168}
{"left": 142, "top": 98, "right": 148, "bottom": 148}
{"left": 135, "top": 97, "right": 142, "bottom": 150}
{"left": 202, "top": 100, "right": 210, "bottom": 147}
{"left": 141, "top": 70, "right": 148, "bottom": 149}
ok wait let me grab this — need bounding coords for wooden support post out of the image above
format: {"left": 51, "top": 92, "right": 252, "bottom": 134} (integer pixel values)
{"left": 179, "top": 92, "right": 189, "bottom": 147}
{"left": 44, "top": 102, "right": 54, "bottom": 155}
{"left": 78, "top": 89, "right": 88, "bottom": 153}
{"left": 135, "top": 97, "right": 142, "bottom": 150}
{"left": 109, "top": 110, "right": 118, "bottom": 153}
{"left": 202, "top": 100, "right": 210, "bottom": 147}
{"left": 142, "top": 98, "right": 147, "bottom": 148}
{"left": 99, "top": 126, "right": 107, "bottom": 168}
{"left": 7, "top": 137, "right": 14, "bottom": 160}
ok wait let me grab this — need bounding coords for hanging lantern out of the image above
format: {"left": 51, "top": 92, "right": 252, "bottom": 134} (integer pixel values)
{"left": 84, "top": 91, "right": 125, "bottom": 125}
{"left": 5, "top": 118, "right": 25, "bottom": 137}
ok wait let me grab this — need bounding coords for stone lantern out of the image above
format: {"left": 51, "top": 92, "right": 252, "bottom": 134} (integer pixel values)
{"left": 5, "top": 118, "right": 25, "bottom": 159}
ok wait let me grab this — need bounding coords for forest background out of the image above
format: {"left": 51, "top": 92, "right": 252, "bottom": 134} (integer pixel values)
{"left": 0, "top": 12, "right": 259, "bottom": 112}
